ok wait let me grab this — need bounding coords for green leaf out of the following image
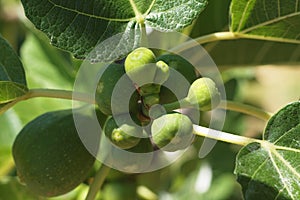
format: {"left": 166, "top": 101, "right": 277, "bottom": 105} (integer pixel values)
{"left": 0, "top": 177, "right": 38, "bottom": 200}
{"left": 0, "top": 35, "right": 28, "bottom": 105}
{"left": 0, "top": 81, "right": 28, "bottom": 104}
{"left": 230, "top": 0, "right": 300, "bottom": 43}
{"left": 0, "top": 110, "right": 22, "bottom": 147}
{"left": 190, "top": 0, "right": 231, "bottom": 37}
{"left": 21, "top": 0, "right": 207, "bottom": 61}
{"left": 0, "top": 35, "right": 26, "bottom": 85}
{"left": 235, "top": 101, "right": 300, "bottom": 199}
{"left": 11, "top": 31, "right": 75, "bottom": 124}
{"left": 145, "top": 0, "right": 208, "bottom": 31}
{"left": 206, "top": 39, "right": 300, "bottom": 66}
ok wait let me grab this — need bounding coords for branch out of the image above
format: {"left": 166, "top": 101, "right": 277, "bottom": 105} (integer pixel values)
{"left": 218, "top": 100, "right": 272, "bottom": 121}
{"left": 172, "top": 32, "right": 239, "bottom": 53}
{"left": 0, "top": 88, "right": 95, "bottom": 115}
{"left": 193, "top": 124, "right": 261, "bottom": 146}
{"left": 85, "top": 164, "right": 111, "bottom": 200}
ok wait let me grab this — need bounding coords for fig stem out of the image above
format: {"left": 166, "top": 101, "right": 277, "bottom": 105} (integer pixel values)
{"left": 162, "top": 98, "right": 191, "bottom": 111}
{"left": 193, "top": 124, "right": 261, "bottom": 146}
{"left": 85, "top": 164, "right": 111, "bottom": 200}
{"left": 162, "top": 99, "right": 272, "bottom": 121}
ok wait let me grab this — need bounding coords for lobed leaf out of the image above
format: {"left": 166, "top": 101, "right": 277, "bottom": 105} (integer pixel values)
{"left": 21, "top": 0, "right": 207, "bottom": 62}
{"left": 230, "top": 0, "right": 300, "bottom": 43}
{"left": 235, "top": 101, "right": 300, "bottom": 199}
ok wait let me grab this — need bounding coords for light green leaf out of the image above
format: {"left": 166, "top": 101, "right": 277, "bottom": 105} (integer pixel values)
{"left": 0, "top": 81, "right": 28, "bottom": 104}
{"left": 0, "top": 109, "right": 22, "bottom": 147}
{"left": 230, "top": 0, "right": 300, "bottom": 43}
{"left": 21, "top": 0, "right": 207, "bottom": 62}
{"left": 235, "top": 101, "right": 300, "bottom": 199}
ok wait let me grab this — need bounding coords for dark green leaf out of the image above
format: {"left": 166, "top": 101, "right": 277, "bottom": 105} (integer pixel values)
{"left": 0, "top": 35, "right": 28, "bottom": 105}
{"left": 0, "top": 35, "right": 26, "bottom": 85}
{"left": 230, "top": 0, "right": 300, "bottom": 43}
{"left": 235, "top": 101, "right": 300, "bottom": 199}
{"left": 205, "top": 39, "right": 300, "bottom": 66}
{"left": 0, "top": 81, "right": 28, "bottom": 104}
{"left": 190, "top": 0, "right": 231, "bottom": 37}
{"left": 21, "top": 0, "right": 207, "bottom": 61}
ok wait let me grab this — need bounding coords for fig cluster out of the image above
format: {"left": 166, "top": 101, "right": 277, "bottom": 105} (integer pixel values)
{"left": 96, "top": 47, "right": 221, "bottom": 153}
{"left": 12, "top": 47, "right": 221, "bottom": 198}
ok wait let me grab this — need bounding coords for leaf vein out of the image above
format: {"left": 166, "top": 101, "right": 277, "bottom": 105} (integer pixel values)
{"left": 47, "top": 0, "right": 133, "bottom": 22}
{"left": 240, "top": 11, "right": 300, "bottom": 34}
{"left": 273, "top": 121, "right": 300, "bottom": 145}
{"left": 0, "top": 64, "right": 12, "bottom": 82}
{"left": 270, "top": 149, "right": 299, "bottom": 199}
{"left": 237, "top": 0, "right": 254, "bottom": 31}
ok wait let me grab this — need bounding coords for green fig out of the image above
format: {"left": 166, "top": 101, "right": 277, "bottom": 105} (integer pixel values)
{"left": 12, "top": 110, "right": 96, "bottom": 197}
{"left": 104, "top": 115, "right": 144, "bottom": 149}
{"left": 187, "top": 77, "right": 221, "bottom": 111}
{"left": 157, "top": 54, "right": 197, "bottom": 104}
{"left": 151, "top": 113, "right": 193, "bottom": 152}
{"left": 96, "top": 63, "right": 139, "bottom": 116}
{"left": 125, "top": 47, "right": 169, "bottom": 96}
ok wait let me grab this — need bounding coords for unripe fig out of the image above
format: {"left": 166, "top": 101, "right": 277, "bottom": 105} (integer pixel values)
{"left": 125, "top": 48, "right": 169, "bottom": 96}
{"left": 153, "top": 60, "right": 170, "bottom": 84}
{"left": 125, "top": 47, "right": 156, "bottom": 74}
{"left": 157, "top": 54, "right": 197, "bottom": 104}
{"left": 187, "top": 77, "right": 221, "bottom": 111}
{"left": 95, "top": 108, "right": 108, "bottom": 128}
{"left": 156, "top": 54, "right": 197, "bottom": 83}
{"left": 96, "top": 63, "right": 139, "bottom": 116}
{"left": 12, "top": 110, "right": 96, "bottom": 197}
{"left": 104, "top": 115, "right": 143, "bottom": 149}
{"left": 151, "top": 113, "right": 193, "bottom": 152}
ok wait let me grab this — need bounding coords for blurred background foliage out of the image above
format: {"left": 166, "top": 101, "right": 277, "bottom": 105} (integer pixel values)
{"left": 0, "top": 0, "right": 299, "bottom": 199}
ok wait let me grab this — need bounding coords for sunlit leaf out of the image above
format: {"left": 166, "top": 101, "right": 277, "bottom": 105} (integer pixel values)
{"left": 21, "top": 0, "right": 207, "bottom": 62}
{"left": 230, "top": 0, "right": 300, "bottom": 43}
{"left": 235, "top": 101, "right": 300, "bottom": 199}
